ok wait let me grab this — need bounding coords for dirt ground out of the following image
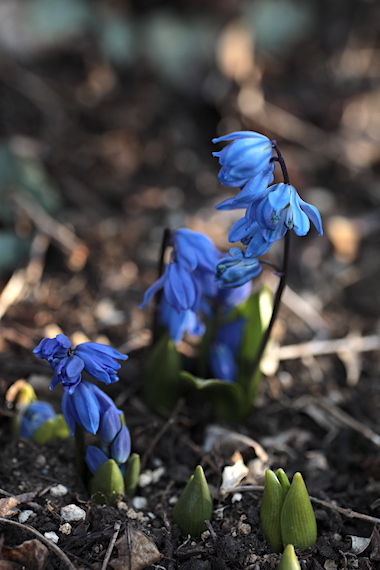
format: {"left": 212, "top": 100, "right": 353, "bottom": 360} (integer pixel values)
{"left": 1, "top": 2, "right": 380, "bottom": 569}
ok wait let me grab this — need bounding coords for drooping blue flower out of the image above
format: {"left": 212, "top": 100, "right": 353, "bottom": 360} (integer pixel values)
{"left": 228, "top": 217, "right": 272, "bottom": 257}
{"left": 74, "top": 343, "right": 128, "bottom": 385}
{"left": 212, "top": 131, "right": 273, "bottom": 188}
{"left": 253, "top": 183, "right": 323, "bottom": 240}
{"left": 158, "top": 297, "right": 205, "bottom": 344}
{"left": 33, "top": 334, "right": 71, "bottom": 367}
{"left": 20, "top": 401, "right": 56, "bottom": 438}
{"left": 209, "top": 344, "right": 237, "bottom": 382}
{"left": 33, "top": 335, "right": 128, "bottom": 393}
{"left": 61, "top": 380, "right": 102, "bottom": 434}
{"left": 216, "top": 248, "right": 262, "bottom": 288}
{"left": 140, "top": 228, "right": 220, "bottom": 313}
{"left": 110, "top": 425, "right": 131, "bottom": 464}
{"left": 86, "top": 445, "right": 109, "bottom": 475}
{"left": 216, "top": 163, "right": 274, "bottom": 210}
{"left": 49, "top": 355, "right": 84, "bottom": 394}
{"left": 99, "top": 405, "right": 124, "bottom": 444}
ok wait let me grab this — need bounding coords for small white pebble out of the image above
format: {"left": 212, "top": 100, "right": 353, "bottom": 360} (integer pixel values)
{"left": 35, "top": 455, "right": 46, "bottom": 468}
{"left": 132, "top": 496, "right": 148, "bottom": 510}
{"left": 147, "top": 512, "right": 156, "bottom": 519}
{"left": 60, "top": 504, "right": 86, "bottom": 522}
{"left": 59, "top": 523, "right": 72, "bottom": 535}
{"left": 231, "top": 493, "right": 243, "bottom": 504}
{"left": 50, "top": 484, "right": 68, "bottom": 497}
{"left": 18, "top": 510, "right": 35, "bottom": 523}
{"left": 44, "top": 531, "right": 59, "bottom": 544}
{"left": 139, "top": 471, "right": 153, "bottom": 487}
{"left": 168, "top": 495, "right": 177, "bottom": 505}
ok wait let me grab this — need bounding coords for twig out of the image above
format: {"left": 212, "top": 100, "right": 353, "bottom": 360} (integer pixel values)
{"left": 220, "top": 485, "right": 380, "bottom": 525}
{"left": 0, "top": 517, "right": 76, "bottom": 569}
{"left": 9, "top": 190, "right": 88, "bottom": 271}
{"left": 101, "top": 521, "right": 121, "bottom": 570}
{"left": 275, "top": 334, "right": 380, "bottom": 361}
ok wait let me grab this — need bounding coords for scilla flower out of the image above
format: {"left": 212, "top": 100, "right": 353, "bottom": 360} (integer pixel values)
{"left": 33, "top": 334, "right": 128, "bottom": 393}
{"left": 216, "top": 248, "right": 262, "bottom": 288}
{"left": 20, "top": 401, "right": 56, "bottom": 438}
{"left": 140, "top": 229, "right": 220, "bottom": 313}
{"left": 254, "top": 183, "right": 323, "bottom": 240}
{"left": 212, "top": 131, "right": 273, "bottom": 187}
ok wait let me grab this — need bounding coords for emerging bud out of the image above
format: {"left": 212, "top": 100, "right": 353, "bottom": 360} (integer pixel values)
{"left": 280, "top": 472, "right": 317, "bottom": 549}
{"left": 277, "top": 544, "right": 301, "bottom": 570}
{"left": 89, "top": 459, "right": 125, "bottom": 505}
{"left": 173, "top": 465, "right": 213, "bottom": 537}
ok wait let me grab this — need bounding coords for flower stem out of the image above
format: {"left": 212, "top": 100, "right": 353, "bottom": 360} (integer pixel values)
{"left": 249, "top": 142, "right": 291, "bottom": 398}
{"left": 152, "top": 228, "right": 173, "bottom": 343}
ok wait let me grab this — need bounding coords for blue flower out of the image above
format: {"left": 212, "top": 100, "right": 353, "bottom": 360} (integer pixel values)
{"left": 228, "top": 217, "right": 272, "bottom": 257}
{"left": 158, "top": 298, "right": 205, "bottom": 344}
{"left": 86, "top": 445, "right": 109, "bottom": 474}
{"left": 209, "top": 344, "right": 237, "bottom": 382}
{"left": 217, "top": 281, "right": 252, "bottom": 308}
{"left": 50, "top": 355, "right": 84, "bottom": 394}
{"left": 254, "top": 183, "right": 323, "bottom": 241}
{"left": 140, "top": 229, "right": 220, "bottom": 313}
{"left": 110, "top": 425, "right": 131, "bottom": 465}
{"left": 33, "top": 334, "right": 71, "bottom": 366}
{"left": 216, "top": 248, "right": 262, "bottom": 288}
{"left": 212, "top": 131, "right": 273, "bottom": 188}
{"left": 20, "top": 401, "right": 56, "bottom": 438}
{"left": 33, "top": 335, "right": 128, "bottom": 393}
{"left": 61, "top": 380, "right": 115, "bottom": 434}
{"left": 216, "top": 163, "right": 274, "bottom": 210}
{"left": 74, "top": 343, "right": 128, "bottom": 385}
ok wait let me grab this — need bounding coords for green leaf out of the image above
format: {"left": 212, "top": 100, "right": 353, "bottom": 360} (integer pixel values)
{"left": 277, "top": 544, "right": 301, "bottom": 570}
{"left": 180, "top": 371, "right": 248, "bottom": 420}
{"left": 124, "top": 453, "right": 141, "bottom": 497}
{"left": 260, "top": 469, "right": 285, "bottom": 553}
{"left": 53, "top": 414, "right": 71, "bottom": 439}
{"left": 143, "top": 331, "right": 181, "bottom": 414}
{"left": 276, "top": 468, "right": 291, "bottom": 497}
{"left": 33, "top": 418, "right": 56, "bottom": 445}
{"left": 280, "top": 472, "right": 317, "bottom": 549}
{"left": 173, "top": 465, "right": 212, "bottom": 537}
{"left": 89, "top": 459, "right": 125, "bottom": 505}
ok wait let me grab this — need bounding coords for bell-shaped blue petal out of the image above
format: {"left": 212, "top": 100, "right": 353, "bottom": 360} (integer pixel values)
{"left": 209, "top": 343, "right": 237, "bottom": 382}
{"left": 158, "top": 298, "right": 205, "bottom": 344}
{"left": 74, "top": 343, "right": 127, "bottom": 385}
{"left": 50, "top": 355, "right": 84, "bottom": 394}
{"left": 99, "top": 406, "right": 122, "bottom": 444}
{"left": 213, "top": 131, "right": 273, "bottom": 188}
{"left": 86, "top": 445, "right": 109, "bottom": 474}
{"left": 110, "top": 425, "right": 131, "bottom": 464}
{"left": 216, "top": 248, "right": 262, "bottom": 288}
{"left": 175, "top": 229, "right": 220, "bottom": 272}
{"left": 33, "top": 334, "right": 71, "bottom": 367}
{"left": 255, "top": 183, "right": 323, "bottom": 239}
{"left": 164, "top": 263, "right": 197, "bottom": 312}
{"left": 61, "top": 380, "right": 101, "bottom": 435}
{"left": 216, "top": 164, "right": 274, "bottom": 209}
{"left": 20, "top": 401, "right": 56, "bottom": 438}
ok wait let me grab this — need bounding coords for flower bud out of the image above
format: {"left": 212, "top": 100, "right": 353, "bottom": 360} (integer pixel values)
{"left": 173, "top": 465, "right": 212, "bottom": 537}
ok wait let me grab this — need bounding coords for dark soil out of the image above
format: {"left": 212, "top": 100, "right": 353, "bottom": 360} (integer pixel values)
{"left": 1, "top": 2, "right": 380, "bottom": 569}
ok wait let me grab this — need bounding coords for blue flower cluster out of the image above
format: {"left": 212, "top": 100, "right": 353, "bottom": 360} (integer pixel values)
{"left": 33, "top": 334, "right": 130, "bottom": 474}
{"left": 33, "top": 334, "right": 128, "bottom": 394}
{"left": 212, "top": 131, "right": 323, "bottom": 287}
{"left": 20, "top": 401, "right": 56, "bottom": 438}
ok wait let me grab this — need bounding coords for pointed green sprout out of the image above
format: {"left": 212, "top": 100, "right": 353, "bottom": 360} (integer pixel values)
{"left": 277, "top": 544, "right": 301, "bottom": 570}
{"left": 89, "top": 459, "right": 125, "bottom": 505}
{"left": 124, "top": 453, "right": 141, "bottom": 497}
{"left": 173, "top": 465, "right": 213, "bottom": 536}
{"left": 281, "top": 472, "right": 317, "bottom": 549}
{"left": 260, "top": 469, "right": 317, "bottom": 552}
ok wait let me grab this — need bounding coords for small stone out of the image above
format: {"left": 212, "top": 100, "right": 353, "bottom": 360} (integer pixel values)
{"left": 50, "top": 484, "right": 68, "bottom": 497}
{"left": 132, "top": 496, "right": 148, "bottom": 510}
{"left": 44, "top": 531, "right": 59, "bottom": 544}
{"left": 60, "top": 504, "right": 86, "bottom": 522}
{"left": 59, "top": 523, "right": 72, "bottom": 535}
{"left": 18, "top": 510, "right": 34, "bottom": 523}
{"left": 35, "top": 455, "right": 46, "bottom": 468}
{"left": 231, "top": 493, "right": 243, "bottom": 503}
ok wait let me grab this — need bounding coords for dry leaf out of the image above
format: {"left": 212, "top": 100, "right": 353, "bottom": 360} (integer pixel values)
{"left": 347, "top": 534, "right": 371, "bottom": 554}
{"left": 220, "top": 452, "right": 249, "bottom": 494}
{"left": 1, "top": 539, "right": 48, "bottom": 570}
{"left": 109, "top": 525, "right": 162, "bottom": 570}
{"left": 203, "top": 425, "right": 269, "bottom": 464}
{"left": 0, "top": 499, "right": 19, "bottom": 518}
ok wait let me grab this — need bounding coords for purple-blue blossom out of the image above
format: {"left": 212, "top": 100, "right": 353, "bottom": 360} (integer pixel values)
{"left": 216, "top": 248, "right": 262, "bottom": 288}
{"left": 212, "top": 131, "right": 274, "bottom": 188}
{"left": 33, "top": 335, "right": 128, "bottom": 393}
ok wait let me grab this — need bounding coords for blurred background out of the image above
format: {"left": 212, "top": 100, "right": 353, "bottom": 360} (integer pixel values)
{"left": 0, "top": 0, "right": 380, "bottom": 364}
